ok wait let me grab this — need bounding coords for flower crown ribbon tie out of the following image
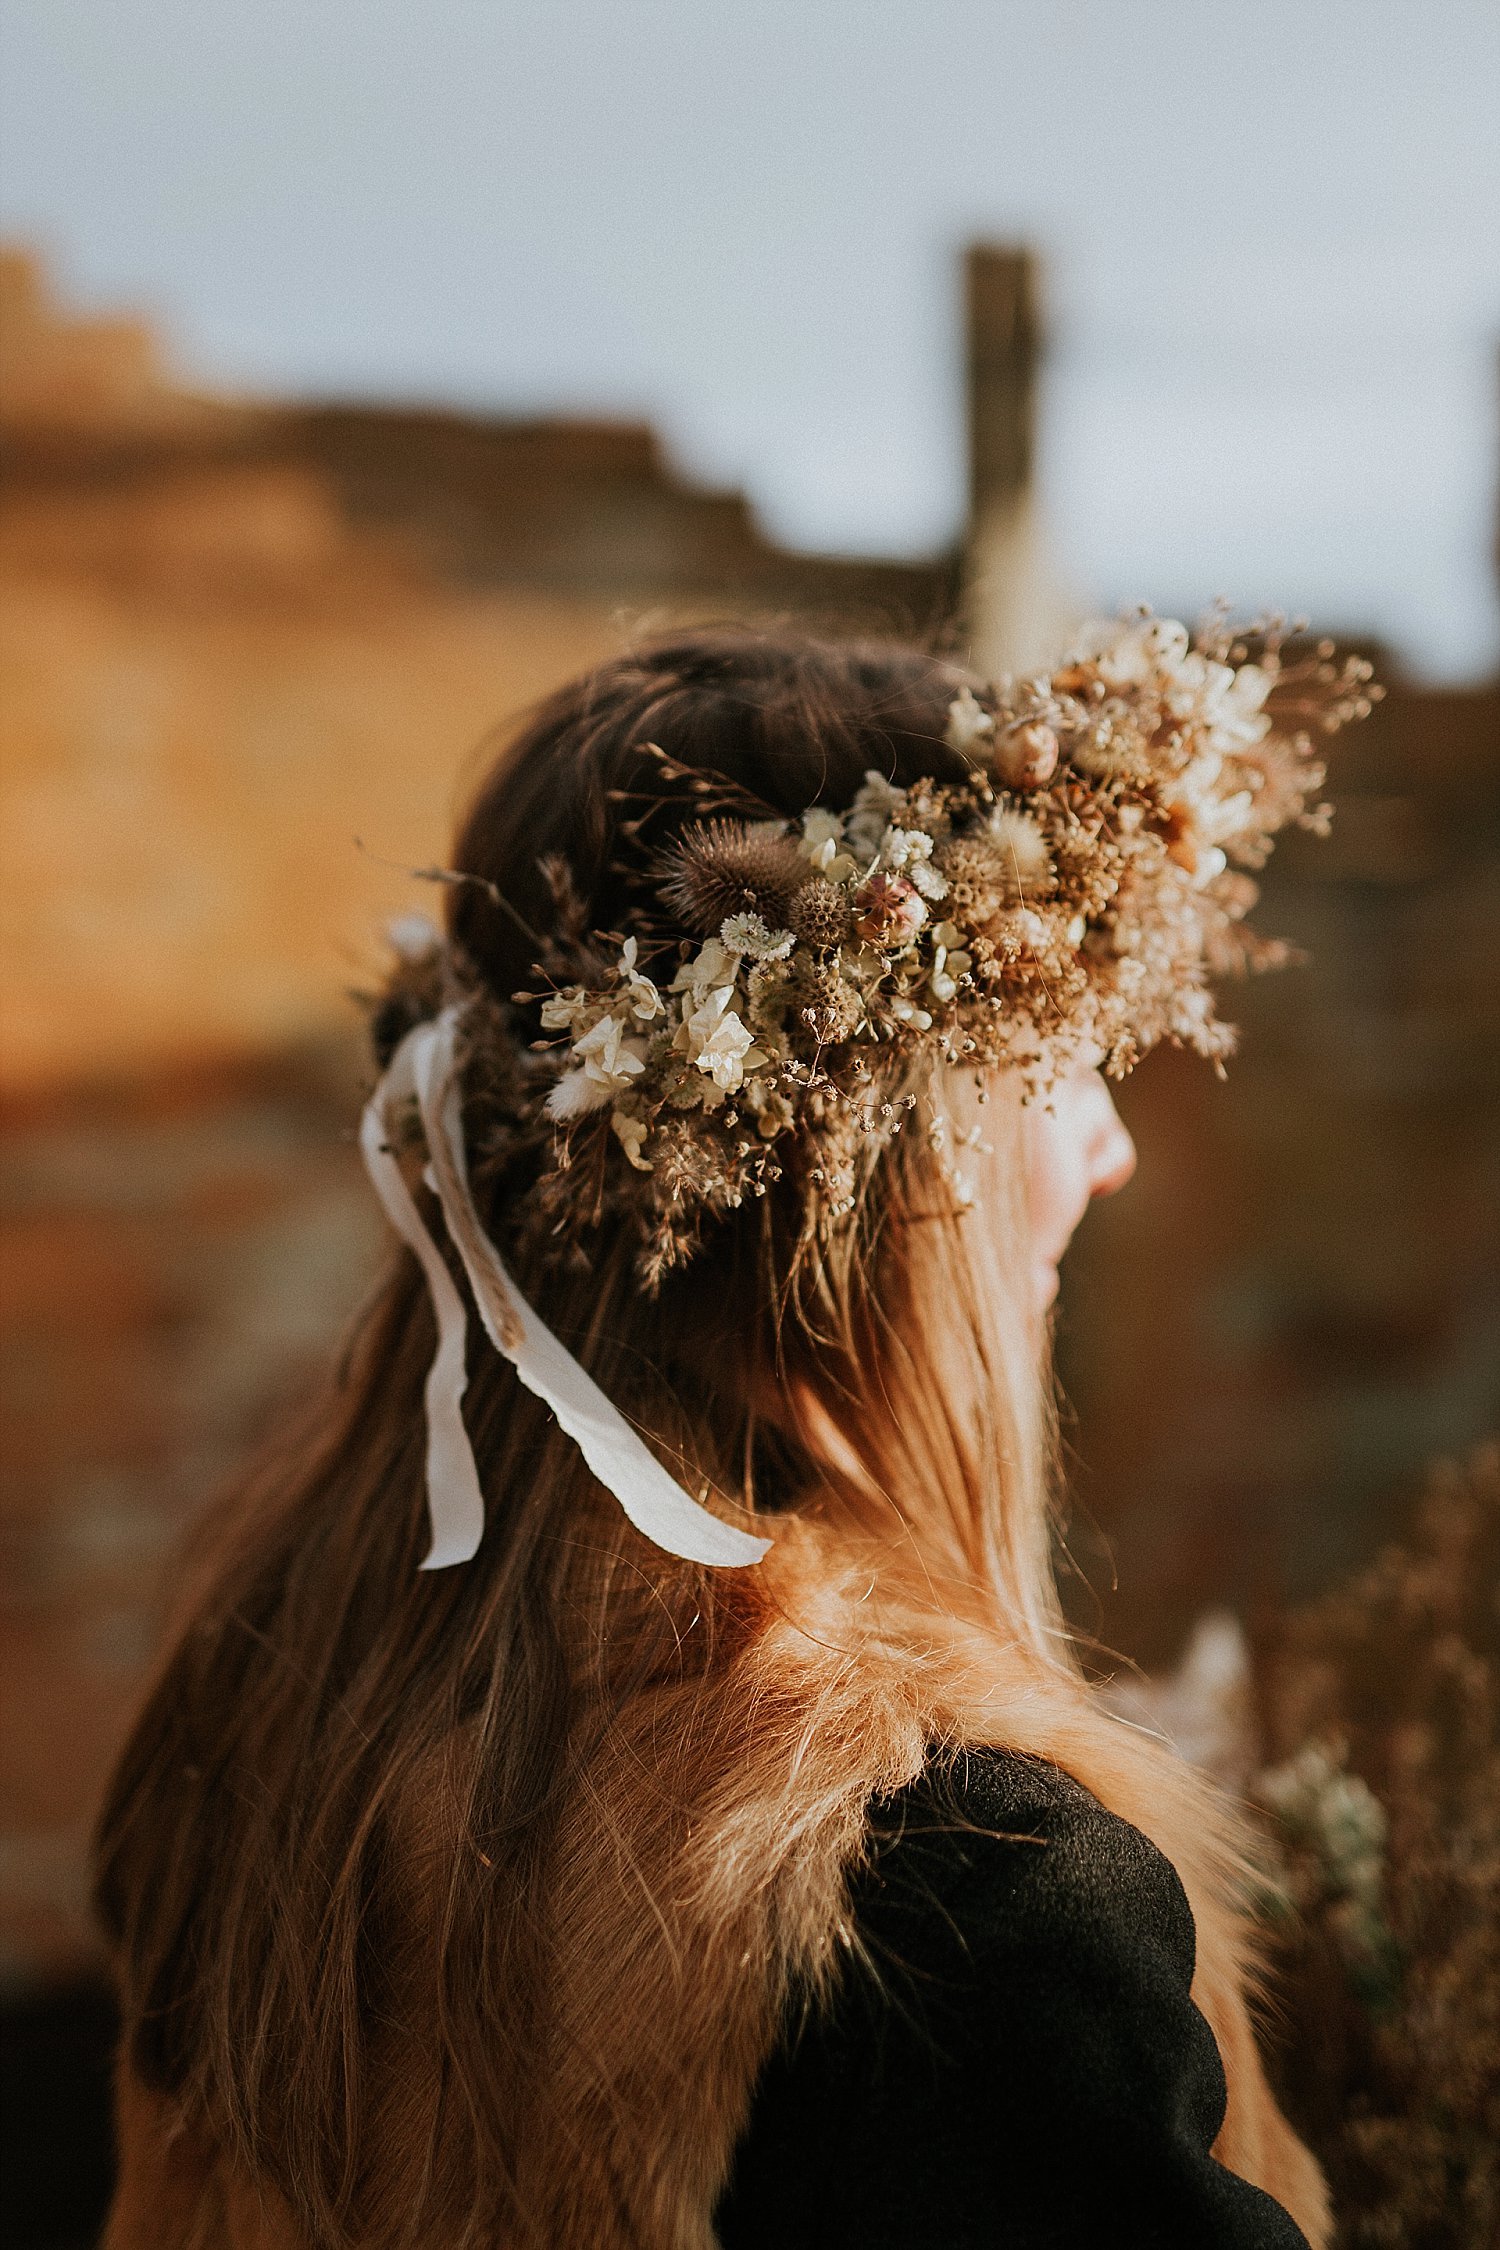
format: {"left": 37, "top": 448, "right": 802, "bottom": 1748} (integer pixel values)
{"left": 359, "top": 1006, "right": 771, "bottom": 1571}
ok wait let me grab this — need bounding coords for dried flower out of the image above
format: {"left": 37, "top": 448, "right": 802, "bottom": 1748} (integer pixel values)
{"left": 879, "top": 826, "right": 949, "bottom": 901}
{"left": 993, "top": 720, "right": 1059, "bottom": 790}
{"left": 986, "top": 808, "right": 1054, "bottom": 900}
{"left": 659, "top": 819, "right": 808, "bottom": 934}
{"left": 611, "top": 1110, "right": 653, "bottom": 1171}
{"left": 788, "top": 875, "right": 853, "bottom": 949}
{"left": 616, "top": 935, "right": 666, "bottom": 1020}
{"left": 945, "top": 685, "right": 995, "bottom": 754}
{"left": 792, "top": 960, "right": 864, "bottom": 1044}
{"left": 545, "top": 1014, "right": 647, "bottom": 1119}
{"left": 845, "top": 770, "right": 906, "bottom": 863}
{"left": 693, "top": 1006, "right": 758, "bottom": 1091}
{"left": 539, "top": 987, "right": 585, "bottom": 1032}
{"left": 1253, "top": 1445, "right": 1500, "bottom": 2248}
{"left": 720, "top": 911, "right": 796, "bottom": 961}
{"left": 934, "top": 835, "right": 1005, "bottom": 923}
{"left": 853, "top": 870, "right": 927, "bottom": 946}
{"left": 799, "top": 807, "right": 845, "bottom": 856}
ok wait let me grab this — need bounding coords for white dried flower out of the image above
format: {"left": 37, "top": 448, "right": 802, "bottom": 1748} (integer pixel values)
{"left": 1076, "top": 614, "right": 1192, "bottom": 691}
{"left": 561, "top": 1014, "right": 648, "bottom": 1106}
{"left": 694, "top": 1007, "right": 757, "bottom": 1091}
{"left": 945, "top": 685, "right": 994, "bottom": 754}
{"left": 616, "top": 935, "right": 665, "bottom": 1020}
{"left": 880, "top": 827, "right": 949, "bottom": 900}
{"left": 720, "top": 911, "right": 796, "bottom": 961}
{"left": 1139, "top": 618, "right": 1191, "bottom": 670}
{"left": 929, "top": 946, "right": 959, "bottom": 1004}
{"left": 1164, "top": 650, "right": 1238, "bottom": 728}
{"left": 799, "top": 807, "right": 845, "bottom": 856}
{"left": 539, "top": 986, "right": 587, "bottom": 1032}
{"left": 611, "top": 1111, "right": 653, "bottom": 1172}
{"left": 1213, "top": 662, "right": 1274, "bottom": 749}
{"left": 846, "top": 771, "right": 906, "bottom": 862}
{"left": 672, "top": 938, "right": 741, "bottom": 1006}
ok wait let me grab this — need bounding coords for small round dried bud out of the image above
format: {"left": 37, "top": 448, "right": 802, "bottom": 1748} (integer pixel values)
{"left": 994, "top": 721, "right": 1059, "bottom": 790}
{"left": 793, "top": 961, "right": 864, "bottom": 1044}
{"left": 789, "top": 874, "right": 853, "bottom": 949}
{"left": 853, "top": 871, "right": 926, "bottom": 946}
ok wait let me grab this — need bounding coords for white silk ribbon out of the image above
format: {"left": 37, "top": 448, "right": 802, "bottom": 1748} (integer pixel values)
{"left": 359, "top": 1007, "right": 771, "bottom": 1572}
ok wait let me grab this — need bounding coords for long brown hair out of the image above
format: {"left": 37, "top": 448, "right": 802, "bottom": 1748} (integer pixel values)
{"left": 95, "top": 627, "right": 1329, "bottom": 2248}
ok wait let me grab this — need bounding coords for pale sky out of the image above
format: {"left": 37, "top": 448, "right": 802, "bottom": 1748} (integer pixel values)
{"left": 2, "top": 0, "right": 1498, "bottom": 677}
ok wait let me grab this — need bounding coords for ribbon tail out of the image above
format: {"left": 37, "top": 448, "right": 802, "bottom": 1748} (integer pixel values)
{"left": 358, "top": 1068, "right": 487, "bottom": 1571}
{"left": 413, "top": 1010, "right": 770, "bottom": 1571}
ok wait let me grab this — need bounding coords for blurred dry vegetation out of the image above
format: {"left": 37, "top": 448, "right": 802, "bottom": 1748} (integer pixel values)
{"left": 1255, "top": 1444, "right": 1500, "bottom": 2248}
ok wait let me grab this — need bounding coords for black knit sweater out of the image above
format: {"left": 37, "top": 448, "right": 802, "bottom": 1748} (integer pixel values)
{"left": 716, "top": 1749, "right": 1310, "bottom": 2249}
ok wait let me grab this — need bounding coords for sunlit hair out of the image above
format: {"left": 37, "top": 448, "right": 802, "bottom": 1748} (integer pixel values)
{"left": 95, "top": 629, "right": 1327, "bottom": 2247}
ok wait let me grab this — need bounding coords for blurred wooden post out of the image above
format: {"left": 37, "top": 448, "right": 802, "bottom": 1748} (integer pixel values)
{"left": 963, "top": 243, "right": 1075, "bottom": 677}
{"left": 967, "top": 245, "right": 1038, "bottom": 543}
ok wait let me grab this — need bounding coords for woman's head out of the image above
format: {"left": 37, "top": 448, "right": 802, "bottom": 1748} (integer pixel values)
{"left": 419, "top": 625, "right": 1091, "bottom": 1618}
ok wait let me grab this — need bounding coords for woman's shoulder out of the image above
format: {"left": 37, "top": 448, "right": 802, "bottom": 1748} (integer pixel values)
{"left": 718, "top": 1746, "right": 1312, "bottom": 2249}
{"left": 858, "top": 1744, "right": 1199, "bottom": 1987}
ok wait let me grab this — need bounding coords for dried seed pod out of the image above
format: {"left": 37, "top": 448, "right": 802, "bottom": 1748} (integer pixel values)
{"left": 994, "top": 721, "right": 1059, "bottom": 790}
{"left": 793, "top": 961, "right": 864, "bottom": 1044}
{"left": 789, "top": 874, "right": 853, "bottom": 949}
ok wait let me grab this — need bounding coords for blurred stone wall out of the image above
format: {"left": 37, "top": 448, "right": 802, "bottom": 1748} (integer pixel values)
{"left": 0, "top": 1043, "right": 380, "bottom": 1984}
{"left": 0, "top": 250, "right": 954, "bottom": 1985}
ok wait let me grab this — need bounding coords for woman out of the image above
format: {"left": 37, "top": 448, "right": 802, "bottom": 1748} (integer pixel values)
{"left": 96, "top": 621, "right": 1369, "bottom": 2247}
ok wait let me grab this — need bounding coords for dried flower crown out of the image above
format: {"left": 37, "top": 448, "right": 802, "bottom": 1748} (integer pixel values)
{"left": 364, "top": 612, "right": 1373, "bottom": 1570}
{"left": 484, "top": 612, "right": 1371, "bottom": 1282}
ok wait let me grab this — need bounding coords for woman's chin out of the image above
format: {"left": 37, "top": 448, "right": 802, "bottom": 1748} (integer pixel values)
{"left": 1033, "top": 1263, "right": 1061, "bottom": 1315}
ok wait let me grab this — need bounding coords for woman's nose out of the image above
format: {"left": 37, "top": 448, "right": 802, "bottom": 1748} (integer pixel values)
{"left": 1090, "top": 1101, "right": 1137, "bottom": 1200}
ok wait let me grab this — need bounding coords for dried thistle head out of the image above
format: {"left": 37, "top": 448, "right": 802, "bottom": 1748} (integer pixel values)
{"left": 658, "top": 819, "right": 808, "bottom": 935}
